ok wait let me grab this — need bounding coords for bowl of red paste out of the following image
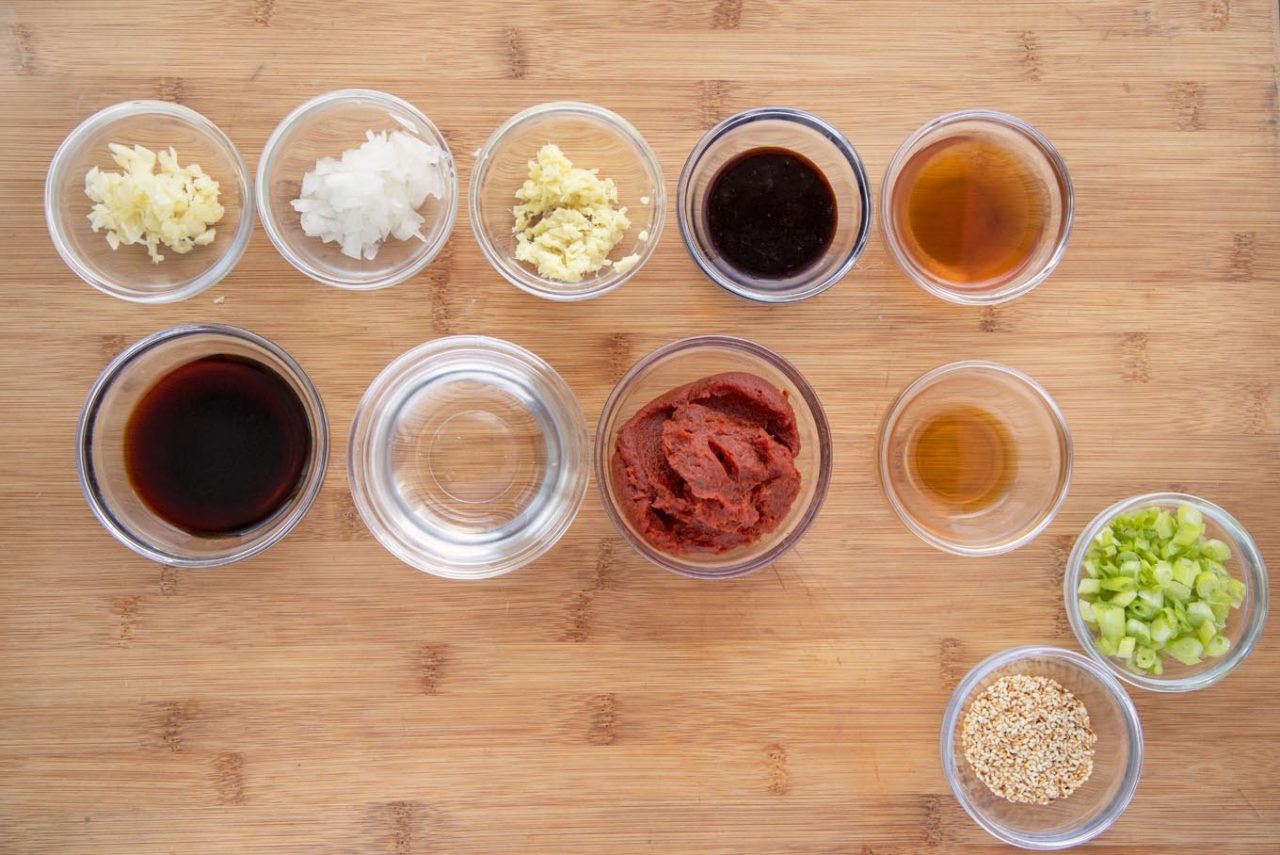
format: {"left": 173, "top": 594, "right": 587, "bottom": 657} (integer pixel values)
{"left": 596, "top": 335, "right": 832, "bottom": 579}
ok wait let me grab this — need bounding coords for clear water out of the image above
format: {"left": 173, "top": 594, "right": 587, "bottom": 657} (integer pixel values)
{"left": 366, "top": 360, "right": 573, "bottom": 570}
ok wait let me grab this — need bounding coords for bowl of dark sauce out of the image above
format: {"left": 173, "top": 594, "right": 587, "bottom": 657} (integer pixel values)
{"left": 678, "top": 108, "right": 871, "bottom": 303}
{"left": 78, "top": 324, "right": 328, "bottom": 567}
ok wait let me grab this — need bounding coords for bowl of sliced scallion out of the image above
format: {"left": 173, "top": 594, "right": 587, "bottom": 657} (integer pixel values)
{"left": 1065, "top": 493, "right": 1268, "bottom": 692}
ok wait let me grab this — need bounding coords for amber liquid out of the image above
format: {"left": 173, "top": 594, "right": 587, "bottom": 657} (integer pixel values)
{"left": 894, "top": 135, "right": 1046, "bottom": 286}
{"left": 909, "top": 405, "right": 1015, "bottom": 512}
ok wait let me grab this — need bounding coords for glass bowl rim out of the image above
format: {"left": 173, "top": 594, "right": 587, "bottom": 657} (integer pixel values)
{"left": 468, "top": 100, "right": 666, "bottom": 302}
{"left": 1063, "top": 491, "right": 1269, "bottom": 692}
{"left": 877, "top": 359, "right": 1073, "bottom": 556}
{"left": 879, "top": 108, "right": 1074, "bottom": 307}
{"left": 76, "top": 323, "right": 330, "bottom": 567}
{"left": 676, "top": 106, "right": 872, "bottom": 304}
{"left": 255, "top": 88, "right": 459, "bottom": 291}
{"left": 594, "top": 333, "right": 833, "bottom": 579}
{"left": 45, "top": 99, "right": 255, "bottom": 304}
{"left": 346, "top": 334, "right": 590, "bottom": 580}
{"left": 940, "top": 644, "right": 1144, "bottom": 850}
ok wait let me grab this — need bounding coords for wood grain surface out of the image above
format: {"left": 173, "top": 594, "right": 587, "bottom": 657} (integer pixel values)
{"left": 2, "top": 1, "right": 1279, "bottom": 852}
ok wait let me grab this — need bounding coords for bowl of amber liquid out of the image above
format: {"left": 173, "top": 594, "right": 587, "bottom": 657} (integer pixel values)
{"left": 879, "top": 361, "right": 1072, "bottom": 555}
{"left": 881, "top": 110, "right": 1073, "bottom": 306}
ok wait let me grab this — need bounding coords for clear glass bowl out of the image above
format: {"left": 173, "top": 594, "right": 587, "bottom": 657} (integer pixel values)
{"left": 1065, "top": 492, "right": 1269, "bottom": 692}
{"left": 941, "top": 646, "right": 1143, "bottom": 850}
{"left": 677, "top": 107, "right": 871, "bottom": 303}
{"left": 348, "top": 336, "right": 589, "bottom": 579}
{"left": 881, "top": 110, "right": 1073, "bottom": 306}
{"left": 469, "top": 101, "right": 664, "bottom": 301}
{"left": 596, "top": 335, "right": 832, "bottom": 579}
{"left": 879, "top": 360, "right": 1071, "bottom": 555}
{"left": 257, "top": 89, "right": 458, "bottom": 290}
{"left": 45, "top": 101, "right": 253, "bottom": 303}
{"left": 77, "top": 324, "right": 329, "bottom": 567}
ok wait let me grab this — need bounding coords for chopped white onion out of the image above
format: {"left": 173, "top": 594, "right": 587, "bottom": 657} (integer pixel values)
{"left": 290, "top": 130, "right": 445, "bottom": 261}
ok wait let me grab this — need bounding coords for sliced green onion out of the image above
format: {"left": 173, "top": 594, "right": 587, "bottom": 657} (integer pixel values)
{"left": 1094, "top": 602, "right": 1126, "bottom": 643}
{"left": 1201, "top": 539, "right": 1231, "bottom": 562}
{"left": 1151, "top": 615, "right": 1174, "bottom": 646}
{"left": 1082, "top": 502, "right": 1244, "bottom": 676}
{"left": 1197, "top": 618, "right": 1217, "bottom": 646}
{"left": 1167, "top": 636, "right": 1204, "bottom": 666}
{"left": 1172, "top": 558, "right": 1199, "bottom": 588}
{"left": 1126, "top": 618, "right": 1151, "bottom": 644}
{"left": 1165, "top": 581, "right": 1192, "bottom": 603}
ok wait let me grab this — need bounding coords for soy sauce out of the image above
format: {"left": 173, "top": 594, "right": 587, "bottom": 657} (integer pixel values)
{"left": 125, "top": 355, "right": 310, "bottom": 535}
{"left": 705, "top": 147, "right": 837, "bottom": 278}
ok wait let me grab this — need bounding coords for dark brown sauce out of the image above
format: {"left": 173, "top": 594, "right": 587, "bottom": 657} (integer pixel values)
{"left": 705, "top": 147, "right": 836, "bottom": 278}
{"left": 125, "top": 355, "right": 311, "bottom": 535}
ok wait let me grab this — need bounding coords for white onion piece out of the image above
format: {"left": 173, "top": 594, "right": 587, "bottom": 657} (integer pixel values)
{"left": 290, "top": 130, "right": 445, "bottom": 261}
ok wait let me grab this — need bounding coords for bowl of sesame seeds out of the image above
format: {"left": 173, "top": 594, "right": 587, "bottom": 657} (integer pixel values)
{"left": 941, "top": 646, "right": 1143, "bottom": 850}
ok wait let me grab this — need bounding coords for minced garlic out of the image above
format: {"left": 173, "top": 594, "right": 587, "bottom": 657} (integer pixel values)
{"left": 512, "top": 143, "right": 633, "bottom": 283}
{"left": 85, "top": 143, "right": 223, "bottom": 263}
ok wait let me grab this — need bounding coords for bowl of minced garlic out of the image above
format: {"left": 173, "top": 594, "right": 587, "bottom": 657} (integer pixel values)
{"left": 942, "top": 646, "right": 1143, "bottom": 849}
{"left": 45, "top": 100, "right": 253, "bottom": 303}
{"left": 469, "top": 102, "right": 665, "bottom": 301}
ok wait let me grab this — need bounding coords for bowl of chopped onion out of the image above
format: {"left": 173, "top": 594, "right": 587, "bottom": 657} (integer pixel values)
{"left": 45, "top": 100, "right": 254, "bottom": 303}
{"left": 1065, "top": 493, "right": 1268, "bottom": 692}
{"left": 257, "top": 89, "right": 458, "bottom": 291}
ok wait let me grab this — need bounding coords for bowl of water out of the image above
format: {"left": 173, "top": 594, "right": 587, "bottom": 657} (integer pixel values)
{"left": 347, "top": 336, "right": 589, "bottom": 579}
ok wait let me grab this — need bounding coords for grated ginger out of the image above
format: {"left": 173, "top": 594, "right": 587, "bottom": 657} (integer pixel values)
{"left": 512, "top": 143, "right": 636, "bottom": 283}
{"left": 85, "top": 143, "right": 224, "bottom": 263}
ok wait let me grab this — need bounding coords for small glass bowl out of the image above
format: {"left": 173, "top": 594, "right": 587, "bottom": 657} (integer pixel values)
{"left": 596, "top": 335, "right": 832, "bottom": 579}
{"left": 469, "top": 101, "right": 665, "bottom": 301}
{"left": 45, "top": 101, "right": 253, "bottom": 303}
{"left": 257, "top": 89, "right": 458, "bottom": 290}
{"left": 77, "top": 324, "right": 329, "bottom": 567}
{"left": 942, "top": 646, "right": 1143, "bottom": 850}
{"left": 1065, "top": 492, "right": 1269, "bottom": 692}
{"left": 348, "top": 336, "right": 589, "bottom": 580}
{"left": 879, "top": 360, "right": 1071, "bottom": 555}
{"left": 677, "top": 107, "right": 871, "bottom": 303}
{"left": 881, "top": 110, "right": 1073, "bottom": 306}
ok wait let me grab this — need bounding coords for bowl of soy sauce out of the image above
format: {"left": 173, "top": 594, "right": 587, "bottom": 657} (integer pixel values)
{"left": 78, "top": 324, "right": 328, "bottom": 567}
{"left": 678, "top": 107, "right": 871, "bottom": 303}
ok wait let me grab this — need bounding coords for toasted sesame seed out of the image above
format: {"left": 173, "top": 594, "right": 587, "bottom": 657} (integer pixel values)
{"left": 961, "top": 674, "right": 1096, "bottom": 805}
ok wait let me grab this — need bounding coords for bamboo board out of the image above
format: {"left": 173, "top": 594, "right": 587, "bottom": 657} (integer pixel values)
{"left": 1, "top": 1, "right": 1278, "bottom": 852}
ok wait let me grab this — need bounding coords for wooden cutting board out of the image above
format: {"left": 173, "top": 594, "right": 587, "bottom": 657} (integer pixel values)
{"left": 2, "top": 1, "right": 1278, "bottom": 852}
